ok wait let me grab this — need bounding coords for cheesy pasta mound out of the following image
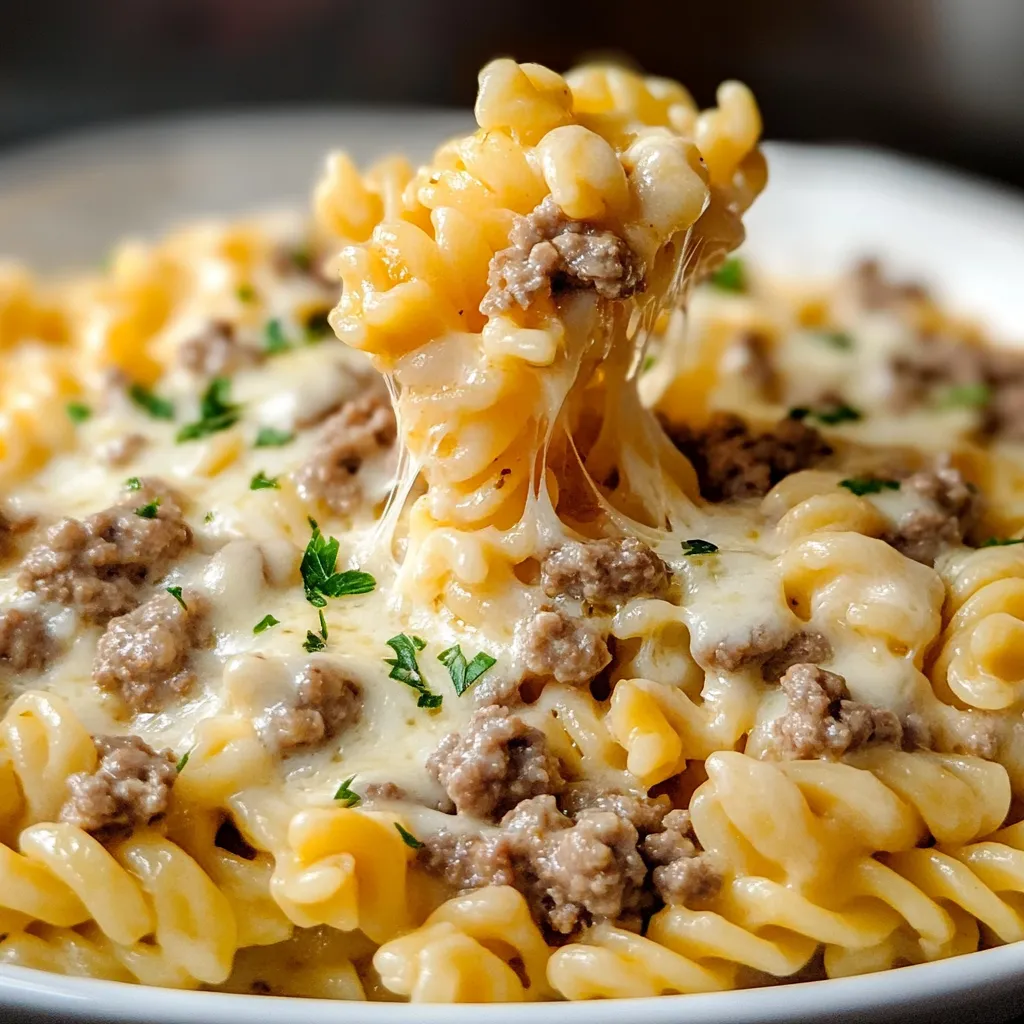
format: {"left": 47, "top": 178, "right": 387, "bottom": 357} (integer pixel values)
{"left": 0, "top": 59, "right": 1022, "bottom": 1003}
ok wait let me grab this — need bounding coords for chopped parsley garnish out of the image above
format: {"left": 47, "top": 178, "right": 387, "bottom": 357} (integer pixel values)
{"left": 939, "top": 383, "right": 991, "bottom": 408}
{"left": 710, "top": 257, "right": 746, "bottom": 293}
{"left": 236, "top": 283, "right": 257, "bottom": 303}
{"left": 334, "top": 776, "right": 360, "bottom": 808}
{"left": 253, "top": 614, "right": 280, "bottom": 634}
{"left": 981, "top": 537, "right": 1024, "bottom": 547}
{"left": 641, "top": 354, "right": 657, "bottom": 373}
{"left": 839, "top": 477, "right": 901, "bottom": 497}
{"left": 385, "top": 634, "right": 441, "bottom": 709}
{"left": 394, "top": 823, "right": 424, "bottom": 849}
{"left": 175, "top": 749, "right": 192, "bottom": 773}
{"left": 176, "top": 377, "right": 240, "bottom": 442}
{"left": 304, "top": 307, "right": 333, "bottom": 342}
{"left": 289, "top": 247, "right": 312, "bottom": 273}
{"left": 166, "top": 586, "right": 186, "bottom": 609}
{"left": 300, "top": 518, "right": 376, "bottom": 607}
{"left": 438, "top": 645, "right": 497, "bottom": 696}
{"left": 789, "top": 403, "right": 862, "bottom": 426}
{"left": 66, "top": 401, "right": 92, "bottom": 424}
{"left": 681, "top": 539, "right": 719, "bottom": 556}
{"left": 250, "top": 470, "right": 280, "bottom": 491}
{"left": 255, "top": 426, "right": 294, "bottom": 448}
{"left": 125, "top": 476, "right": 142, "bottom": 491}
{"left": 303, "top": 609, "right": 329, "bottom": 652}
{"left": 817, "top": 330, "right": 854, "bottom": 351}
{"left": 204, "top": 510, "right": 216, "bottom": 524}
{"left": 263, "top": 318, "right": 291, "bottom": 355}
{"left": 129, "top": 383, "right": 175, "bottom": 421}
{"left": 134, "top": 498, "right": 161, "bottom": 519}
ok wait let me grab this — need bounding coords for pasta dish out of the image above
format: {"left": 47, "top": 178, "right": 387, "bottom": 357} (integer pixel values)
{"left": 0, "top": 59, "right": 1023, "bottom": 1003}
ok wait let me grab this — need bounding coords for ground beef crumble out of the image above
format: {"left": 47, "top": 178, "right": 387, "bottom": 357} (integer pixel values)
{"left": 18, "top": 480, "right": 193, "bottom": 623}
{"left": 761, "top": 631, "right": 833, "bottom": 683}
{"left": 60, "top": 735, "right": 177, "bottom": 835}
{"left": 763, "top": 663, "right": 903, "bottom": 761}
{"left": 92, "top": 591, "right": 208, "bottom": 713}
{"left": 885, "top": 463, "right": 980, "bottom": 565}
{"left": 427, "top": 705, "right": 564, "bottom": 820}
{"left": 514, "top": 608, "right": 611, "bottom": 688}
{"left": 540, "top": 537, "right": 669, "bottom": 610}
{"left": 481, "top": 195, "right": 644, "bottom": 315}
{"left": 294, "top": 393, "right": 397, "bottom": 515}
{"left": 257, "top": 659, "right": 362, "bottom": 753}
{"left": 0, "top": 607, "right": 50, "bottom": 671}
{"left": 666, "top": 412, "right": 832, "bottom": 502}
{"left": 178, "top": 320, "right": 264, "bottom": 377}
{"left": 419, "top": 790, "right": 721, "bottom": 935}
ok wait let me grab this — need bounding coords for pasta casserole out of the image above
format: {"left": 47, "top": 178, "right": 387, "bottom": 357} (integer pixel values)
{"left": 0, "top": 58, "right": 1022, "bottom": 1003}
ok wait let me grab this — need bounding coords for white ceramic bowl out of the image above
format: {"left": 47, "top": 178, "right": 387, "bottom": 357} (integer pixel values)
{"left": 1, "top": 113, "right": 1024, "bottom": 1023}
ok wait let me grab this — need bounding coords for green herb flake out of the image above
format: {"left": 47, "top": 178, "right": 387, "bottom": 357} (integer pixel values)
{"left": 839, "top": 477, "right": 901, "bottom": 497}
{"left": 302, "top": 609, "right": 330, "bottom": 653}
{"left": 681, "top": 539, "right": 719, "bottom": 556}
{"left": 250, "top": 470, "right": 280, "bottom": 491}
{"left": 710, "top": 257, "right": 746, "bottom": 293}
{"left": 304, "top": 307, "right": 333, "bottom": 343}
{"left": 394, "top": 822, "right": 424, "bottom": 849}
{"left": 289, "top": 247, "right": 312, "bottom": 273}
{"left": 438, "top": 645, "right": 497, "bottom": 696}
{"left": 253, "top": 614, "right": 280, "bottom": 635}
{"left": 204, "top": 511, "right": 216, "bottom": 524}
{"left": 264, "top": 318, "right": 291, "bottom": 355}
{"left": 176, "top": 377, "right": 241, "bottom": 442}
{"left": 166, "top": 585, "right": 187, "bottom": 610}
{"left": 129, "top": 383, "right": 176, "bottom": 421}
{"left": 385, "top": 634, "right": 441, "bottom": 709}
{"left": 66, "top": 401, "right": 92, "bottom": 424}
{"left": 125, "top": 476, "right": 142, "bottom": 491}
{"left": 134, "top": 498, "right": 161, "bottom": 519}
{"left": 788, "top": 407, "right": 810, "bottom": 421}
{"left": 813, "top": 403, "right": 862, "bottom": 426}
{"left": 641, "top": 354, "right": 657, "bottom": 374}
{"left": 981, "top": 537, "right": 1024, "bottom": 547}
{"left": 236, "top": 283, "right": 257, "bottom": 304}
{"left": 333, "top": 775, "right": 361, "bottom": 808}
{"left": 300, "top": 518, "right": 376, "bottom": 607}
{"left": 255, "top": 426, "right": 294, "bottom": 448}
{"left": 817, "top": 330, "right": 854, "bottom": 351}
{"left": 175, "top": 749, "right": 192, "bottom": 773}
{"left": 939, "top": 383, "right": 992, "bottom": 409}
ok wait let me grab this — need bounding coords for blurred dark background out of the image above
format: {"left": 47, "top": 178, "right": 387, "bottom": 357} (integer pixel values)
{"left": 3, "top": 0, "right": 1024, "bottom": 187}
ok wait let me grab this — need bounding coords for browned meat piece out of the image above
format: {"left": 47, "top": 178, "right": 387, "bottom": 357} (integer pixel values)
{"left": 641, "top": 809, "right": 722, "bottom": 906}
{"left": 364, "top": 781, "right": 407, "bottom": 802}
{"left": 667, "top": 412, "right": 832, "bottom": 502}
{"left": 852, "top": 259, "right": 929, "bottom": 311}
{"left": 764, "top": 663, "right": 903, "bottom": 761}
{"left": 294, "top": 393, "right": 397, "bottom": 516}
{"left": 729, "top": 331, "right": 778, "bottom": 399}
{"left": 258, "top": 659, "right": 362, "bottom": 753}
{"left": 420, "top": 790, "right": 720, "bottom": 934}
{"left": 427, "top": 705, "right": 563, "bottom": 821}
{"left": 0, "top": 607, "right": 50, "bottom": 671}
{"left": 886, "top": 464, "right": 980, "bottom": 565}
{"left": 19, "top": 481, "right": 193, "bottom": 624}
{"left": 514, "top": 608, "right": 611, "bottom": 687}
{"left": 481, "top": 195, "right": 644, "bottom": 315}
{"left": 702, "top": 622, "right": 794, "bottom": 674}
{"left": 419, "top": 828, "right": 517, "bottom": 890}
{"left": 0, "top": 509, "right": 11, "bottom": 560}
{"left": 60, "top": 734, "right": 177, "bottom": 835}
{"left": 178, "top": 321, "right": 263, "bottom": 377}
{"left": 93, "top": 591, "right": 208, "bottom": 713}
{"left": 761, "top": 631, "right": 833, "bottom": 683}
{"left": 540, "top": 537, "right": 669, "bottom": 610}
{"left": 97, "top": 433, "right": 147, "bottom": 468}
